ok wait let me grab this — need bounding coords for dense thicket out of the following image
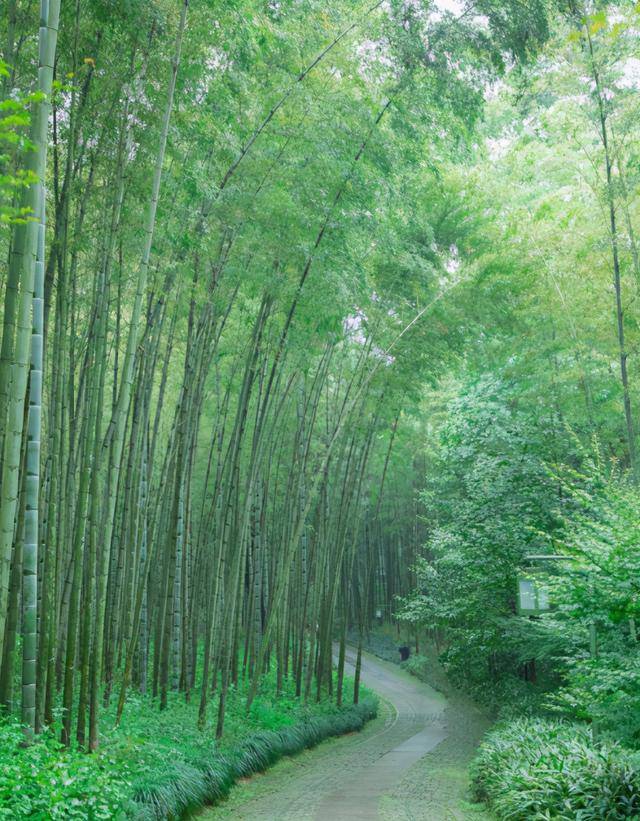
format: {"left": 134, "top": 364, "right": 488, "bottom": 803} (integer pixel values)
{"left": 398, "top": 1, "right": 640, "bottom": 752}
{"left": 0, "top": 0, "right": 564, "bottom": 754}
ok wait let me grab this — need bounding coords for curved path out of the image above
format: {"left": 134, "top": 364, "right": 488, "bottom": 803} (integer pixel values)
{"left": 202, "top": 649, "right": 448, "bottom": 820}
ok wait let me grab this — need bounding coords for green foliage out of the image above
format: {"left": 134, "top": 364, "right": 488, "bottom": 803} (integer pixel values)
{"left": 394, "top": 17, "right": 640, "bottom": 805}
{"left": 471, "top": 717, "right": 640, "bottom": 820}
{"left": 0, "top": 60, "right": 40, "bottom": 227}
{"left": 398, "top": 375, "right": 562, "bottom": 700}
{"left": 530, "top": 454, "right": 640, "bottom": 746}
{"left": 0, "top": 718, "right": 130, "bottom": 819}
{"left": 551, "top": 651, "right": 640, "bottom": 749}
{"left": 0, "top": 679, "right": 377, "bottom": 819}
{"left": 127, "top": 697, "right": 377, "bottom": 819}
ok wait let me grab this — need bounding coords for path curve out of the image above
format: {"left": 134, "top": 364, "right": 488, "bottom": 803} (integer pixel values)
{"left": 202, "top": 649, "right": 447, "bottom": 820}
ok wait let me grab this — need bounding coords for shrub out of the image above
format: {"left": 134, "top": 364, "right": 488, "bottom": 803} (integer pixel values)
{"left": 0, "top": 717, "right": 131, "bottom": 819}
{"left": 471, "top": 717, "right": 640, "bottom": 820}
{"left": 550, "top": 650, "right": 640, "bottom": 749}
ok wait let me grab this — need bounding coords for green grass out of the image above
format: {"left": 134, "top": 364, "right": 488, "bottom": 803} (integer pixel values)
{"left": 0, "top": 672, "right": 377, "bottom": 819}
{"left": 129, "top": 697, "right": 378, "bottom": 820}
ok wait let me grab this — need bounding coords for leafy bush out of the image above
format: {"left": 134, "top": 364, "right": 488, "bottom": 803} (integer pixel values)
{"left": 0, "top": 718, "right": 131, "bottom": 819}
{"left": 402, "top": 653, "right": 432, "bottom": 680}
{"left": 471, "top": 717, "right": 640, "bottom": 820}
{"left": 548, "top": 649, "right": 640, "bottom": 749}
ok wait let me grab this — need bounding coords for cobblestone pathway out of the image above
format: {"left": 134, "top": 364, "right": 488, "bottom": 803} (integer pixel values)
{"left": 200, "top": 650, "right": 489, "bottom": 820}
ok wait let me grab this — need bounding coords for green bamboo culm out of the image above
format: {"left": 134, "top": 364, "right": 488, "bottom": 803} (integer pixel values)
{"left": 0, "top": 0, "right": 60, "bottom": 704}
{"left": 22, "top": 187, "right": 45, "bottom": 735}
{"left": 88, "top": 0, "right": 189, "bottom": 751}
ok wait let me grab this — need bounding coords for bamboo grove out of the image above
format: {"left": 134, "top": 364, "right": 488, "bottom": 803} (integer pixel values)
{"left": 0, "top": 0, "right": 558, "bottom": 749}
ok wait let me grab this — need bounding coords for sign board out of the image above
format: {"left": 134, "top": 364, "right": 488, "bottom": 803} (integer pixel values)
{"left": 517, "top": 577, "right": 550, "bottom": 616}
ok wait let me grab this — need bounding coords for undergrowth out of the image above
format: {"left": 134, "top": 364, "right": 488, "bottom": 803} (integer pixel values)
{"left": 0, "top": 671, "right": 377, "bottom": 819}
{"left": 471, "top": 717, "right": 640, "bottom": 820}
{"left": 129, "top": 697, "right": 377, "bottom": 819}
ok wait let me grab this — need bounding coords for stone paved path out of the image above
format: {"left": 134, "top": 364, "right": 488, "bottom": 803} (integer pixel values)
{"left": 201, "top": 649, "right": 452, "bottom": 820}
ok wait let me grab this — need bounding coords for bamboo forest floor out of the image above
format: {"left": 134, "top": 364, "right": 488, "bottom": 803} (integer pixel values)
{"left": 0, "top": 668, "right": 377, "bottom": 818}
{"left": 200, "top": 649, "right": 491, "bottom": 820}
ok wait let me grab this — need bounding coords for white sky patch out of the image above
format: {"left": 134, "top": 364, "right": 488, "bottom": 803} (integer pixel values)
{"left": 486, "top": 133, "right": 514, "bottom": 160}
{"left": 344, "top": 309, "right": 368, "bottom": 346}
{"left": 356, "top": 38, "right": 395, "bottom": 80}
{"left": 616, "top": 57, "right": 640, "bottom": 90}
{"left": 472, "top": 14, "right": 490, "bottom": 31}
{"left": 444, "top": 244, "right": 460, "bottom": 274}
{"left": 429, "top": 0, "right": 465, "bottom": 23}
{"left": 484, "top": 78, "right": 504, "bottom": 101}
{"left": 579, "top": 76, "right": 615, "bottom": 99}
{"left": 563, "top": 92, "right": 590, "bottom": 106}
{"left": 193, "top": 46, "right": 232, "bottom": 103}
{"left": 372, "top": 345, "right": 395, "bottom": 366}
{"left": 434, "top": 0, "right": 465, "bottom": 13}
{"left": 344, "top": 311, "right": 365, "bottom": 333}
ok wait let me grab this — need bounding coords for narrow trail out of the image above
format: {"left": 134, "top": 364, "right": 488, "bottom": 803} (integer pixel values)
{"left": 200, "top": 649, "right": 449, "bottom": 820}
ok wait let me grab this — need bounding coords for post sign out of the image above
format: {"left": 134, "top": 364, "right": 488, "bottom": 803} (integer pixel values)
{"left": 517, "top": 577, "right": 550, "bottom": 616}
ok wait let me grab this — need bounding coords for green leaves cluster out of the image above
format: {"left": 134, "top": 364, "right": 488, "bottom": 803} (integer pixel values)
{"left": 0, "top": 60, "right": 40, "bottom": 227}
{"left": 0, "top": 719, "right": 130, "bottom": 819}
{"left": 471, "top": 717, "right": 640, "bottom": 819}
{"left": 398, "top": 376, "right": 561, "bottom": 700}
